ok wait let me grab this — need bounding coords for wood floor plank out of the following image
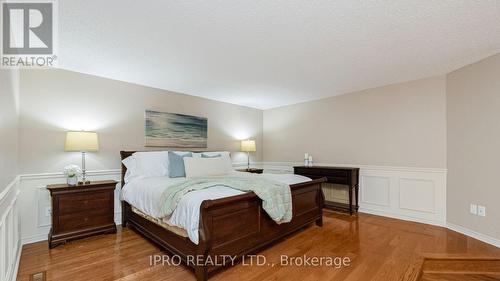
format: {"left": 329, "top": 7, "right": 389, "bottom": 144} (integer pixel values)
{"left": 17, "top": 212, "right": 500, "bottom": 281}
{"left": 420, "top": 273, "right": 500, "bottom": 281}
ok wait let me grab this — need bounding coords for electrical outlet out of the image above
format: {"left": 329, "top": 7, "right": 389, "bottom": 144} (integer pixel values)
{"left": 478, "top": 205, "right": 486, "bottom": 217}
{"left": 45, "top": 207, "right": 52, "bottom": 217}
{"left": 470, "top": 204, "right": 477, "bottom": 215}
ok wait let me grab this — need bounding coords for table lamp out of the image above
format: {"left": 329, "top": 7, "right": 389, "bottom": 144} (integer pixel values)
{"left": 65, "top": 131, "right": 99, "bottom": 184}
{"left": 240, "top": 140, "right": 256, "bottom": 170}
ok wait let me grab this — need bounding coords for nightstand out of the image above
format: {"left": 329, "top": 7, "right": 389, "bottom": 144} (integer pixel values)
{"left": 236, "top": 168, "right": 264, "bottom": 174}
{"left": 47, "top": 180, "right": 117, "bottom": 248}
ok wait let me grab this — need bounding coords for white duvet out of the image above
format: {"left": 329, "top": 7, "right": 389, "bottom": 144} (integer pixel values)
{"left": 121, "top": 171, "right": 311, "bottom": 244}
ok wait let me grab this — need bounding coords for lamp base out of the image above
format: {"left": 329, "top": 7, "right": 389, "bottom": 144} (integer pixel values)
{"left": 78, "top": 180, "right": 90, "bottom": 185}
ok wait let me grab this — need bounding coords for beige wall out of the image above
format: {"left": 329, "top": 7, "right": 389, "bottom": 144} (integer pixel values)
{"left": 0, "top": 69, "right": 20, "bottom": 192}
{"left": 18, "top": 69, "right": 263, "bottom": 174}
{"left": 447, "top": 54, "right": 500, "bottom": 240}
{"left": 263, "top": 76, "right": 447, "bottom": 168}
{"left": 13, "top": 55, "right": 500, "bottom": 243}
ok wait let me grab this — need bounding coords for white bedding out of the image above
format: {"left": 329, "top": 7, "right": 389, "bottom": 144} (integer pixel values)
{"left": 121, "top": 171, "right": 311, "bottom": 244}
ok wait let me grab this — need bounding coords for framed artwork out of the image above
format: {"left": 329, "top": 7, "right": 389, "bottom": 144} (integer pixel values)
{"left": 145, "top": 110, "right": 208, "bottom": 148}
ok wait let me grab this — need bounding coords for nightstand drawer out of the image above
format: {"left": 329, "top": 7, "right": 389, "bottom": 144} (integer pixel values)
{"left": 58, "top": 209, "right": 112, "bottom": 233}
{"left": 58, "top": 191, "right": 113, "bottom": 215}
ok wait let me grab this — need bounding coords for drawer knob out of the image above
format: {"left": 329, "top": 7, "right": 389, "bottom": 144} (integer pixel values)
{"left": 84, "top": 217, "right": 88, "bottom": 222}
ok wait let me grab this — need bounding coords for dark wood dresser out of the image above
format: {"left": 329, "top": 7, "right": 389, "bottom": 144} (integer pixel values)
{"left": 47, "top": 180, "right": 117, "bottom": 248}
{"left": 294, "top": 166, "right": 360, "bottom": 215}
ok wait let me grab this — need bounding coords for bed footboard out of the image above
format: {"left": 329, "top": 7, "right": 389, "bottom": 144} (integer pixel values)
{"left": 194, "top": 177, "right": 326, "bottom": 280}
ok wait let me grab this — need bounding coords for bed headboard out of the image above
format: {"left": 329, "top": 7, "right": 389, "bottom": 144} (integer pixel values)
{"left": 119, "top": 150, "right": 232, "bottom": 188}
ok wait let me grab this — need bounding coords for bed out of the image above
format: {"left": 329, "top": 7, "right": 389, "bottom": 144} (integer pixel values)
{"left": 120, "top": 151, "right": 326, "bottom": 281}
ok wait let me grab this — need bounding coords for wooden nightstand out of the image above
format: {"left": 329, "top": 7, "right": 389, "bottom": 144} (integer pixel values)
{"left": 47, "top": 180, "right": 117, "bottom": 248}
{"left": 236, "top": 168, "right": 264, "bottom": 174}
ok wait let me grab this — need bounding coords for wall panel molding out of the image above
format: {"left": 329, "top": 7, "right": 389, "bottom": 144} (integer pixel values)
{"left": 0, "top": 176, "right": 21, "bottom": 281}
{"left": 260, "top": 162, "right": 447, "bottom": 227}
{"left": 360, "top": 175, "right": 391, "bottom": 207}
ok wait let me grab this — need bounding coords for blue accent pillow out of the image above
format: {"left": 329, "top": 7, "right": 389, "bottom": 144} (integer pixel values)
{"left": 201, "top": 153, "right": 221, "bottom": 158}
{"left": 168, "top": 151, "right": 192, "bottom": 178}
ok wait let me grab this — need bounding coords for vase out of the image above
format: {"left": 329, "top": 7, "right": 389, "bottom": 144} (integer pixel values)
{"left": 67, "top": 176, "right": 78, "bottom": 186}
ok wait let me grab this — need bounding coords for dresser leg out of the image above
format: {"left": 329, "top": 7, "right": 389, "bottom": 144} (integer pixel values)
{"left": 348, "top": 186, "right": 353, "bottom": 215}
{"left": 355, "top": 184, "right": 359, "bottom": 212}
{"left": 194, "top": 265, "right": 208, "bottom": 281}
{"left": 315, "top": 216, "right": 323, "bottom": 227}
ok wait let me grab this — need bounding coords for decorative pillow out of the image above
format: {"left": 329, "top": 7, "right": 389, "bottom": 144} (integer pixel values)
{"left": 168, "top": 151, "right": 193, "bottom": 178}
{"left": 132, "top": 151, "right": 169, "bottom": 178}
{"left": 200, "top": 151, "right": 233, "bottom": 171}
{"left": 201, "top": 153, "right": 221, "bottom": 158}
{"left": 184, "top": 157, "right": 230, "bottom": 178}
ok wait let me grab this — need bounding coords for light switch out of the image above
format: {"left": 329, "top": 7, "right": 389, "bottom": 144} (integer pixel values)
{"left": 470, "top": 204, "right": 477, "bottom": 215}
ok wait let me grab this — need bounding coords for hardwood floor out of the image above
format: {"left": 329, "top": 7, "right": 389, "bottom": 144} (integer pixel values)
{"left": 17, "top": 211, "right": 500, "bottom": 281}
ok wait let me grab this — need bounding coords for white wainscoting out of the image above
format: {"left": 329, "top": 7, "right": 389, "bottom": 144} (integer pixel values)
{"left": 0, "top": 176, "right": 21, "bottom": 281}
{"left": 359, "top": 167, "right": 446, "bottom": 226}
{"left": 18, "top": 163, "right": 447, "bottom": 247}
{"left": 17, "top": 162, "right": 500, "bottom": 252}
{"left": 17, "top": 162, "right": 500, "bottom": 251}
{"left": 18, "top": 170, "right": 122, "bottom": 245}
{"left": 260, "top": 162, "right": 447, "bottom": 227}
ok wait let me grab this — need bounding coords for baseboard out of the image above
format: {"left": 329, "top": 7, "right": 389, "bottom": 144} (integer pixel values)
{"left": 446, "top": 222, "right": 500, "bottom": 249}
{"left": 359, "top": 207, "right": 446, "bottom": 227}
{"left": 21, "top": 233, "right": 49, "bottom": 245}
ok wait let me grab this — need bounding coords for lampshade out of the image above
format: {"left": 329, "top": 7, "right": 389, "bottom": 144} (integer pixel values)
{"left": 240, "top": 140, "right": 256, "bottom": 152}
{"left": 65, "top": 131, "right": 99, "bottom": 152}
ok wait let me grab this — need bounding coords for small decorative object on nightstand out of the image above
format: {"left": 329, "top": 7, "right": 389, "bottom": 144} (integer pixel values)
{"left": 236, "top": 168, "right": 264, "bottom": 174}
{"left": 47, "top": 180, "right": 117, "bottom": 248}
{"left": 63, "top": 164, "right": 81, "bottom": 186}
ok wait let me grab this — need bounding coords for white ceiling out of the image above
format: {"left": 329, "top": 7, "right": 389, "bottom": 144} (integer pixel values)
{"left": 58, "top": 1, "right": 500, "bottom": 109}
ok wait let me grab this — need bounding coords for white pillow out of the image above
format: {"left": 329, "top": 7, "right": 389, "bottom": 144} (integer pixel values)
{"left": 197, "top": 151, "right": 233, "bottom": 171}
{"left": 184, "top": 157, "right": 230, "bottom": 178}
{"left": 122, "top": 156, "right": 139, "bottom": 183}
{"left": 132, "top": 151, "right": 169, "bottom": 178}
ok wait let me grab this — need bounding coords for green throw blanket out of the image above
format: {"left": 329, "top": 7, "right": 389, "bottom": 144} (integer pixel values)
{"left": 160, "top": 176, "right": 292, "bottom": 224}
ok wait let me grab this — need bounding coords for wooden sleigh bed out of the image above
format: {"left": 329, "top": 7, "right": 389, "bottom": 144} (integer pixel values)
{"left": 120, "top": 151, "right": 326, "bottom": 281}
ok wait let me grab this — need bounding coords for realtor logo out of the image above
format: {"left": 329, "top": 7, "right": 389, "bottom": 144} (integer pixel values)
{"left": 1, "top": 1, "right": 57, "bottom": 68}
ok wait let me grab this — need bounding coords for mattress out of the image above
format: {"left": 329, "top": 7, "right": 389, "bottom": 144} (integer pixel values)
{"left": 121, "top": 171, "right": 311, "bottom": 244}
{"left": 131, "top": 206, "right": 188, "bottom": 238}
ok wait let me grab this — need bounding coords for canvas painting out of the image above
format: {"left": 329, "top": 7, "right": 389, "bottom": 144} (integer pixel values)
{"left": 145, "top": 110, "right": 208, "bottom": 148}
